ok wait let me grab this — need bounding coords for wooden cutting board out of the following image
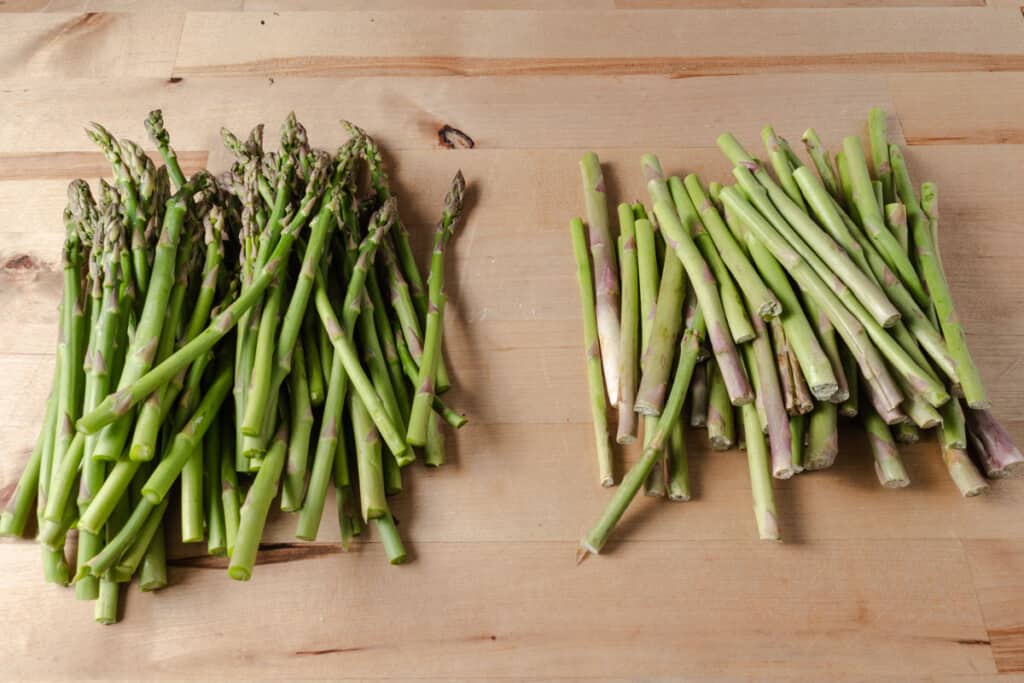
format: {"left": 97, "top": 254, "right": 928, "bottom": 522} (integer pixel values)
{"left": 1, "top": 2, "right": 1023, "bottom": 679}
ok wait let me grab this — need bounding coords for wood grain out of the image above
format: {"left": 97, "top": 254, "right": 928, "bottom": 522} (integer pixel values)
{"left": 1, "top": 3, "right": 1024, "bottom": 680}
{"left": 172, "top": 8, "right": 1024, "bottom": 78}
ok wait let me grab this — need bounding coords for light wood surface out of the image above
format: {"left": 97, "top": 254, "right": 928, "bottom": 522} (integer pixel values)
{"left": 1, "top": 3, "right": 1023, "bottom": 680}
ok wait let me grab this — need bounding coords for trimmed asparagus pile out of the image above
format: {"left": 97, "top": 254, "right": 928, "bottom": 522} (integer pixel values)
{"left": 572, "top": 109, "right": 1020, "bottom": 559}
{"left": 0, "top": 112, "right": 470, "bottom": 622}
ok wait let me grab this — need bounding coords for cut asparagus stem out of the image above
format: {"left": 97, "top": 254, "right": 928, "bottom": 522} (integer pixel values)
{"left": 761, "top": 125, "right": 807, "bottom": 212}
{"left": 965, "top": 409, "right": 1024, "bottom": 477}
{"left": 803, "top": 295, "right": 850, "bottom": 403}
{"left": 863, "top": 407, "right": 910, "bottom": 488}
{"left": 684, "top": 174, "right": 780, "bottom": 319}
{"left": 706, "top": 361, "right": 735, "bottom": 451}
{"left": 667, "top": 422, "right": 690, "bottom": 502}
{"left": 740, "top": 401, "right": 780, "bottom": 541}
{"left": 281, "top": 340, "right": 314, "bottom": 512}
{"left": 204, "top": 415, "right": 226, "bottom": 557}
{"left": 867, "top": 108, "right": 895, "bottom": 204}
{"left": 643, "top": 447, "right": 666, "bottom": 498}
{"left": 805, "top": 401, "right": 839, "bottom": 471}
{"left": 840, "top": 137, "right": 930, "bottom": 305}
{"left": 229, "top": 420, "right": 288, "bottom": 581}
{"left": 790, "top": 414, "right": 806, "bottom": 473}
{"left": 721, "top": 185, "right": 911, "bottom": 412}
{"left": 577, "top": 324, "right": 703, "bottom": 560}
{"left": 724, "top": 198, "right": 837, "bottom": 401}
{"left": 569, "top": 218, "right": 614, "bottom": 487}
{"left": 635, "top": 158, "right": 686, "bottom": 415}
{"left": 742, "top": 310, "right": 793, "bottom": 479}
{"left": 800, "top": 128, "right": 841, "bottom": 201}
{"left": 884, "top": 202, "right": 909, "bottom": 256}
{"left": 940, "top": 441, "right": 988, "bottom": 497}
{"left": 788, "top": 351, "right": 815, "bottom": 416}
{"left": 689, "top": 363, "right": 709, "bottom": 428}
{"left": 720, "top": 135, "right": 900, "bottom": 330}
{"left": 579, "top": 152, "right": 621, "bottom": 407}
{"left": 915, "top": 180, "right": 990, "bottom": 409}
{"left": 220, "top": 414, "right": 240, "bottom": 557}
{"left": 616, "top": 204, "right": 639, "bottom": 445}
{"left": 669, "top": 176, "right": 755, "bottom": 344}
{"left": 653, "top": 200, "right": 752, "bottom": 406}
{"left": 794, "top": 169, "right": 957, "bottom": 382}
{"left": 894, "top": 421, "right": 920, "bottom": 445}
{"left": 940, "top": 398, "right": 968, "bottom": 451}
{"left": 770, "top": 319, "right": 797, "bottom": 415}
{"left": 838, "top": 345, "right": 859, "bottom": 418}
{"left": 180, "top": 438, "right": 204, "bottom": 543}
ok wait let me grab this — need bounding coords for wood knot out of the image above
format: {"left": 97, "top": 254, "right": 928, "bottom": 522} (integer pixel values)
{"left": 4, "top": 254, "right": 37, "bottom": 271}
{"left": 438, "top": 125, "right": 475, "bottom": 149}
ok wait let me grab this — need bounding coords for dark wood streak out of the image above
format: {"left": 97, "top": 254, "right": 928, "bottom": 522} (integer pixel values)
{"left": 169, "top": 541, "right": 340, "bottom": 570}
{"left": 173, "top": 53, "right": 1024, "bottom": 79}
{"left": 294, "top": 646, "right": 366, "bottom": 656}
{"left": 989, "top": 624, "right": 1024, "bottom": 672}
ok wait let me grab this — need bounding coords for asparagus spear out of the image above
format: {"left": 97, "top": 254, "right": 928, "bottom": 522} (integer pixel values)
{"left": 616, "top": 204, "right": 640, "bottom": 444}
{"left": 653, "top": 200, "right": 752, "bottom": 406}
{"left": 863, "top": 407, "right": 910, "bottom": 488}
{"left": 579, "top": 153, "right": 621, "bottom": 407}
{"left": 577, "top": 324, "right": 703, "bottom": 560}
{"left": 915, "top": 180, "right": 989, "bottom": 409}
{"left": 965, "top": 409, "right": 1024, "bottom": 477}
{"left": 408, "top": 171, "right": 466, "bottom": 447}
{"left": 706, "top": 362, "right": 734, "bottom": 451}
{"left": 569, "top": 218, "right": 614, "bottom": 487}
{"left": 635, "top": 156, "right": 687, "bottom": 415}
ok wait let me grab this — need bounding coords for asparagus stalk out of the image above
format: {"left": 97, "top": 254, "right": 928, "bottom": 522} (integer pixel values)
{"left": 229, "top": 420, "right": 288, "bottom": 581}
{"left": 706, "top": 362, "right": 734, "bottom": 451}
{"left": 569, "top": 218, "right": 614, "bottom": 487}
{"left": 719, "top": 137, "right": 900, "bottom": 330}
{"left": 78, "top": 156, "right": 331, "bottom": 436}
{"left": 577, "top": 324, "right": 703, "bottom": 560}
{"left": 408, "top": 172, "right": 466, "bottom": 446}
{"left": 684, "top": 174, "right": 780, "bottom": 319}
{"left": 667, "top": 422, "right": 690, "bottom": 502}
{"left": 653, "top": 200, "right": 752, "bottom": 406}
{"left": 805, "top": 401, "right": 839, "bottom": 471}
{"left": 842, "top": 137, "right": 928, "bottom": 306}
{"left": 689, "top": 364, "right": 709, "bottom": 428}
{"left": 867, "top": 108, "right": 895, "bottom": 204}
{"left": 800, "top": 128, "right": 841, "bottom": 201}
{"left": 794, "top": 168, "right": 957, "bottom": 382}
{"left": 965, "top": 409, "right": 1024, "bottom": 477}
{"left": 915, "top": 180, "right": 989, "bottom": 408}
{"left": 669, "top": 177, "right": 754, "bottom": 344}
{"left": 740, "top": 401, "right": 780, "bottom": 541}
{"left": 761, "top": 126, "right": 807, "bottom": 212}
{"left": 616, "top": 205, "right": 640, "bottom": 444}
{"left": 863, "top": 407, "right": 910, "bottom": 488}
{"left": 579, "top": 153, "right": 621, "bottom": 407}
{"left": 742, "top": 309, "right": 793, "bottom": 479}
{"left": 635, "top": 157, "right": 687, "bottom": 415}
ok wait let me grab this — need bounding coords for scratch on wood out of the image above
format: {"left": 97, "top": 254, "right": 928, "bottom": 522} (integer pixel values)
{"left": 172, "top": 53, "right": 1024, "bottom": 79}
{"left": 294, "top": 646, "right": 366, "bottom": 656}
{"left": 907, "top": 130, "right": 1024, "bottom": 145}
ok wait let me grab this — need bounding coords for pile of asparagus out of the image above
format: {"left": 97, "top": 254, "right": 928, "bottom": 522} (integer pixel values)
{"left": 0, "top": 112, "right": 468, "bottom": 623}
{"left": 573, "top": 108, "right": 1022, "bottom": 560}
